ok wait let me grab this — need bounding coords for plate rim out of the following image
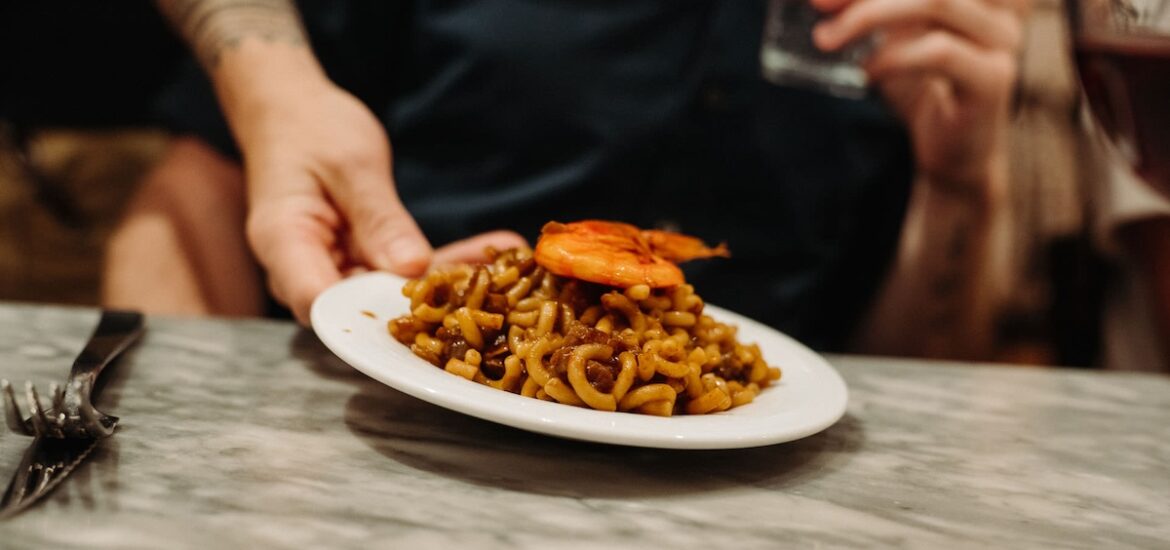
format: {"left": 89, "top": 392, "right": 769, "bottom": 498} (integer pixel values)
{"left": 311, "top": 271, "right": 848, "bottom": 449}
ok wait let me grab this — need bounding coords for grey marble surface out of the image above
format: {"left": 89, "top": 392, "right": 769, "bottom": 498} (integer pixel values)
{"left": 0, "top": 303, "right": 1167, "bottom": 549}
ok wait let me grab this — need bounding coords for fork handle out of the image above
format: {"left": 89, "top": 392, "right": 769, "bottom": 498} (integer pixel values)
{"left": 67, "top": 310, "right": 145, "bottom": 391}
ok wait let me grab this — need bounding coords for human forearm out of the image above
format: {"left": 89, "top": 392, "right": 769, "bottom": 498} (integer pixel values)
{"left": 155, "top": 0, "right": 308, "bottom": 69}
{"left": 151, "top": 1, "right": 536, "bottom": 324}
{"left": 154, "top": 0, "right": 440, "bottom": 323}
{"left": 858, "top": 162, "right": 1005, "bottom": 359}
{"left": 813, "top": 0, "right": 1020, "bottom": 358}
{"left": 154, "top": 0, "right": 329, "bottom": 139}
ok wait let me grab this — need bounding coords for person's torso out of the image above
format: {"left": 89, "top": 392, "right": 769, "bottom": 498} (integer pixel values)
{"left": 307, "top": 0, "right": 915, "bottom": 347}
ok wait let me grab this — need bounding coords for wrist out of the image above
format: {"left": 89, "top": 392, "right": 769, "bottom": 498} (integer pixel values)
{"left": 208, "top": 41, "right": 333, "bottom": 143}
{"left": 923, "top": 148, "right": 1010, "bottom": 211}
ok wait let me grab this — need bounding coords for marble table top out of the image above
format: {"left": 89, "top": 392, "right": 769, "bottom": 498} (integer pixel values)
{"left": 0, "top": 303, "right": 1167, "bottom": 549}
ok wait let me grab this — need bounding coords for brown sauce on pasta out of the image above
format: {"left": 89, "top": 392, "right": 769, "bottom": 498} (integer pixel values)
{"left": 389, "top": 247, "right": 781, "bottom": 416}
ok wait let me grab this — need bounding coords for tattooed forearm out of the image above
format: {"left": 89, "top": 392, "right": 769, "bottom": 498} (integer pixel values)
{"left": 922, "top": 219, "right": 974, "bottom": 334}
{"left": 156, "top": 0, "right": 307, "bottom": 69}
{"left": 853, "top": 176, "right": 999, "bottom": 360}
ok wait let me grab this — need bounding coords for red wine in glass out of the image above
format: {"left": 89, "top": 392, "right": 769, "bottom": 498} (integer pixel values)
{"left": 1075, "top": 34, "right": 1170, "bottom": 196}
{"left": 1068, "top": 0, "right": 1170, "bottom": 197}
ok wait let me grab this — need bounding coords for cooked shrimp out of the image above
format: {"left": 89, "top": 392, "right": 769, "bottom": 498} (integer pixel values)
{"left": 643, "top": 229, "right": 730, "bottom": 264}
{"left": 533, "top": 220, "right": 729, "bottom": 288}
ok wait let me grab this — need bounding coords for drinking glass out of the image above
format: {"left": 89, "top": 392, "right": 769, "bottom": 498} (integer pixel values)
{"left": 1068, "top": 0, "right": 1170, "bottom": 196}
{"left": 760, "top": 0, "right": 873, "bottom": 98}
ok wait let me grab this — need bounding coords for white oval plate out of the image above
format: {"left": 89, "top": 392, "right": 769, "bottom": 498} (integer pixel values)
{"left": 311, "top": 272, "right": 847, "bottom": 449}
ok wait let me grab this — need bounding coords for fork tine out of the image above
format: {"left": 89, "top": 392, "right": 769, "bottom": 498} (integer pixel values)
{"left": 49, "top": 382, "right": 64, "bottom": 416}
{"left": 2, "top": 379, "right": 30, "bottom": 435}
{"left": 76, "top": 380, "right": 116, "bottom": 437}
{"left": 25, "top": 382, "right": 49, "bottom": 437}
{"left": 47, "top": 382, "right": 65, "bottom": 433}
{"left": 26, "top": 462, "right": 51, "bottom": 507}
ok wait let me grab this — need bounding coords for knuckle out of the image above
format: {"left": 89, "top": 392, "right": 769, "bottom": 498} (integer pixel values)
{"left": 244, "top": 212, "right": 271, "bottom": 251}
{"left": 360, "top": 210, "right": 397, "bottom": 237}
{"left": 922, "top": 32, "right": 957, "bottom": 68}
{"left": 243, "top": 201, "right": 293, "bottom": 247}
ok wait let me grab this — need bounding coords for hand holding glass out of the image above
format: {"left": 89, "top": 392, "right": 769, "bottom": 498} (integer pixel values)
{"left": 760, "top": 0, "right": 873, "bottom": 98}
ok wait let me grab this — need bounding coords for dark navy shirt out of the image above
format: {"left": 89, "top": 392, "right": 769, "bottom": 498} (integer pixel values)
{"left": 159, "top": 0, "right": 913, "bottom": 350}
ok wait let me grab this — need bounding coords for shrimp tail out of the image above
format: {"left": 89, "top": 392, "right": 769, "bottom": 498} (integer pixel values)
{"left": 643, "top": 230, "right": 731, "bottom": 263}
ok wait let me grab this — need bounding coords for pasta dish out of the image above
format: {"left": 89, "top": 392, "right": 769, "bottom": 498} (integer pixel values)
{"left": 389, "top": 220, "right": 781, "bottom": 416}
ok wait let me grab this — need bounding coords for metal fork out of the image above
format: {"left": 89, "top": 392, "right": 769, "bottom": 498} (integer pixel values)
{"left": 2, "top": 310, "right": 144, "bottom": 439}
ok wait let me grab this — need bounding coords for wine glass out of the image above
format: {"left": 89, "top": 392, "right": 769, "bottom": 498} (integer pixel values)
{"left": 1067, "top": 0, "right": 1170, "bottom": 196}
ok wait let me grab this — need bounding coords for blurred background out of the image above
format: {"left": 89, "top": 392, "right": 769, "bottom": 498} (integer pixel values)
{"left": 0, "top": 1, "right": 180, "bottom": 305}
{"left": 0, "top": 0, "right": 1153, "bottom": 367}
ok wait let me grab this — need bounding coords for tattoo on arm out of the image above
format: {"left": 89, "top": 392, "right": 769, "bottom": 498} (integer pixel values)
{"left": 156, "top": 0, "right": 308, "bottom": 69}
{"left": 924, "top": 220, "right": 971, "bottom": 330}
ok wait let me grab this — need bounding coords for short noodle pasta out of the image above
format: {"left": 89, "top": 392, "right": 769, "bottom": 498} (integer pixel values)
{"left": 388, "top": 247, "right": 781, "bottom": 416}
